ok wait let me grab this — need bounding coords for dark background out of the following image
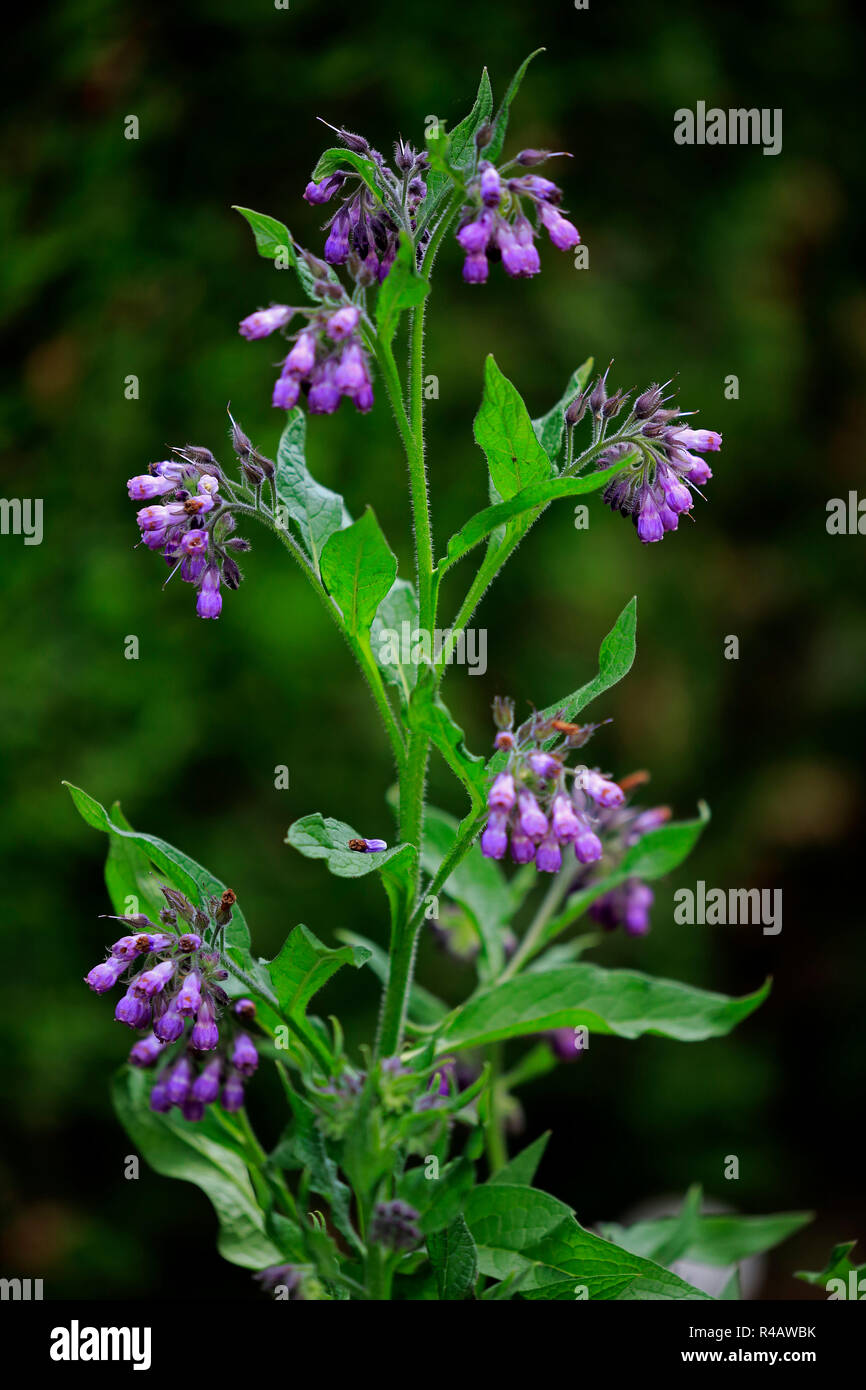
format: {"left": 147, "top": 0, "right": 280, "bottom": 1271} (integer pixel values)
{"left": 1, "top": 0, "right": 863, "bottom": 1298}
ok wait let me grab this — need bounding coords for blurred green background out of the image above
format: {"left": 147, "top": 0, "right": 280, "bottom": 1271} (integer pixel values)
{"left": 2, "top": 0, "right": 863, "bottom": 1299}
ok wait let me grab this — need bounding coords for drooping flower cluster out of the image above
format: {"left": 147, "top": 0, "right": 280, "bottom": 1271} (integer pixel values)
{"left": 568, "top": 371, "right": 722, "bottom": 544}
{"left": 455, "top": 149, "right": 580, "bottom": 284}
{"left": 370, "top": 1200, "right": 422, "bottom": 1251}
{"left": 238, "top": 300, "right": 374, "bottom": 415}
{"left": 305, "top": 131, "right": 429, "bottom": 285}
{"left": 479, "top": 697, "right": 622, "bottom": 872}
{"left": 128, "top": 435, "right": 255, "bottom": 619}
{"left": 84, "top": 886, "right": 260, "bottom": 1120}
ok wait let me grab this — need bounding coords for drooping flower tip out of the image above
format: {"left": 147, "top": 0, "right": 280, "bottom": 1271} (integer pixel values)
{"left": 238, "top": 305, "right": 293, "bottom": 341}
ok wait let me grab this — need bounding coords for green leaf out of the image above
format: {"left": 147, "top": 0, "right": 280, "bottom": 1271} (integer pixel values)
{"left": 601, "top": 1201, "right": 812, "bottom": 1268}
{"left": 275, "top": 409, "right": 351, "bottom": 574}
{"left": 320, "top": 507, "right": 397, "bottom": 639}
{"left": 371, "top": 577, "right": 420, "bottom": 703}
{"left": 375, "top": 234, "right": 429, "bottom": 347}
{"left": 489, "top": 1132, "right": 550, "bottom": 1188}
{"left": 400, "top": 1157, "right": 478, "bottom": 1234}
{"left": 427, "top": 1216, "right": 478, "bottom": 1300}
{"left": 233, "top": 205, "right": 341, "bottom": 301}
{"left": 423, "top": 68, "right": 493, "bottom": 212}
{"left": 286, "top": 812, "right": 416, "bottom": 927}
{"left": 474, "top": 355, "right": 552, "bottom": 502}
{"left": 411, "top": 673, "right": 488, "bottom": 811}
{"left": 796, "top": 1241, "right": 864, "bottom": 1293}
{"left": 312, "top": 147, "right": 381, "bottom": 197}
{"left": 484, "top": 50, "right": 545, "bottom": 164}
{"left": 531, "top": 358, "right": 594, "bottom": 463}
{"left": 438, "top": 962, "right": 771, "bottom": 1052}
{"left": 421, "top": 804, "right": 512, "bottom": 978}
{"left": 536, "top": 594, "right": 638, "bottom": 727}
{"left": 438, "top": 464, "right": 622, "bottom": 575}
{"left": 64, "top": 782, "right": 250, "bottom": 955}
{"left": 112, "top": 1069, "right": 282, "bottom": 1269}
{"left": 268, "top": 923, "right": 370, "bottom": 1021}
{"left": 232, "top": 206, "right": 292, "bottom": 260}
{"left": 463, "top": 1184, "right": 710, "bottom": 1300}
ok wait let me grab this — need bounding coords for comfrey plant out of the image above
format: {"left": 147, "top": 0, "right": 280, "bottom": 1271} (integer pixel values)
{"left": 68, "top": 59, "right": 822, "bottom": 1301}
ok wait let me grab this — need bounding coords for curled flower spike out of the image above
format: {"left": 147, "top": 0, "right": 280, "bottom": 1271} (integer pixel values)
{"left": 84, "top": 885, "right": 262, "bottom": 1121}
{"left": 578, "top": 371, "right": 722, "bottom": 543}
{"left": 128, "top": 440, "right": 254, "bottom": 620}
{"left": 455, "top": 149, "right": 579, "bottom": 284}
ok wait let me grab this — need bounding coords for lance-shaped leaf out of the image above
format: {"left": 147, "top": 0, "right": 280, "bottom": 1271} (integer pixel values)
{"left": 437, "top": 962, "right": 770, "bottom": 1052}
{"left": 423, "top": 68, "right": 494, "bottom": 213}
{"left": 113, "top": 1068, "right": 283, "bottom": 1269}
{"left": 531, "top": 358, "right": 594, "bottom": 464}
{"left": 796, "top": 1241, "right": 865, "bottom": 1293}
{"left": 275, "top": 409, "right": 351, "bottom": 573}
{"left": 268, "top": 924, "right": 371, "bottom": 1022}
{"left": 411, "top": 671, "right": 488, "bottom": 809}
{"left": 320, "top": 507, "right": 397, "bottom": 639}
{"left": 64, "top": 782, "right": 251, "bottom": 955}
{"left": 474, "top": 355, "right": 552, "bottom": 502}
{"left": 233, "top": 206, "right": 340, "bottom": 301}
{"left": 463, "top": 1183, "right": 710, "bottom": 1300}
{"left": 438, "top": 464, "right": 622, "bottom": 576}
{"left": 537, "top": 593, "right": 637, "bottom": 726}
{"left": 371, "top": 577, "right": 420, "bottom": 702}
{"left": 483, "top": 49, "right": 546, "bottom": 163}
{"left": 427, "top": 1216, "right": 478, "bottom": 1300}
{"left": 600, "top": 1195, "right": 812, "bottom": 1268}
{"left": 488, "top": 1132, "right": 550, "bottom": 1188}
{"left": 376, "top": 235, "right": 429, "bottom": 346}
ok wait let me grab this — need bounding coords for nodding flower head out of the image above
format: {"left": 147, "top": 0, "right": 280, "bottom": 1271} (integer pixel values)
{"left": 477, "top": 700, "right": 669, "bottom": 924}
{"left": 84, "top": 885, "right": 261, "bottom": 1120}
{"left": 455, "top": 149, "right": 578, "bottom": 284}
{"left": 583, "top": 373, "right": 722, "bottom": 544}
{"left": 128, "top": 436, "right": 255, "bottom": 620}
{"left": 248, "top": 301, "right": 375, "bottom": 418}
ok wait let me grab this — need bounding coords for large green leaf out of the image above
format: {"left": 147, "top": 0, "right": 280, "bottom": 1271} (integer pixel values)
{"left": 112, "top": 1068, "right": 283, "bottom": 1269}
{"left": 268, "top": 924, "right": 370, "bottom": 1021}
{"left": 437, "top": 962, "right": 771, "bottom": 1051}
{"left": 474, "top": 355, "right": 552, "bottom": 503}
{"left": 320, "top": 508, "right": 397, "bottom": 639}
{"left": 464, "top": 1184, "right": 710, "bottom": 1300}
{"left": 376, "top": 235, "right": 429, "bottom": 346}
{"left": 275, "top": 409, "right": 351, "bottom": 574}
{"left": 427, "top": 1216, "right": 478, "bottom": 1300}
